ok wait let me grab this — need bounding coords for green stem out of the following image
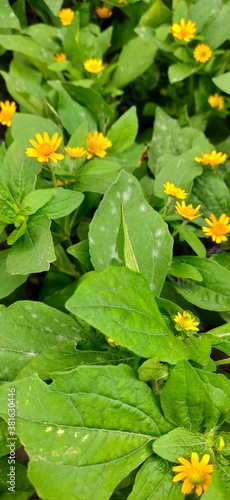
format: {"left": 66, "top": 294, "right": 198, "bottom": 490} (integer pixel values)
{"left": 215, "top": 358, "right": 230, "bottom": 367}
{"left": 49, "top": 162, "right": 57, "bottom": 187}
{"left": 172, "top": 219, "right": 188, "bottom": 238}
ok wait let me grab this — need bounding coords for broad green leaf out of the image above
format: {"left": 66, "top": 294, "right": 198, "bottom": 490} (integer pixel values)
{"left": 1, "top": 59, "right": 45, "bottom": 99}
{"left": 211, "top": 252, "right": 230, "bottom": 271}
{"left": 89, "top": 170, "right": 173, "bottom": 294}
{"left": 0, "top": 0, "right": 20, "bottom": 29}
{"left": 171, "top": 256, "right": 230, "bottom": 311}
{"left": 161, "top": 360, "right": 219, "bottom": 430}
{"left": 148, "top": 108, "right": 211, "bottom": 170}
{"left": 0, "top": 35, "right": 53, "bottom": 64}
{"left": 152, "top": 427, "right": 209, "bottom": 462}
{"left": 0, "top": 141, "right": 41, "bottom": 205}
{"left": 168, "top": 259, "right": 203, "bottom": 281}
{"left": 189, "top": 0, "right": 223, "bottom": 32}
{"left": 202, "top": 463, "right": 230, "bottom": 500}
{"left": 138, "top": 0, "right": 171, "bottom": 28}
{"left": 41, "top": 0, "right": 63, "bottom": 15}
{"left": 0, "top": 456, "right": 34, "bottom": 496}
{"left": 202, "top": 4, "right": 230, "bottom": 49}
{"left": 0, "top": 301, "right": 84, "bottom": 382}
{"left": 24, "top": 24, "right": 61, "bottom": 51}
{"left": 107, "top": 107, "right": 138, "bottom": 155}
{"left": 0, "top": 417, "right": 20, "bottom": 458}
{"left": 138, "top": 358, "right": 169, "bottom": 382}
{"left": 67, "top": 240, "right": 93, "bottom": 271}
{"left": 0, "top": 183, "right": 15, "bottom": 224}
{"left": 0, "top": 250, "right": 28, "bottom": 299}
{"left": 11, "top": 113, "right": 63, "bottom": 148}
{"left": 66, "top": 266, "right": 195, "bottom": 363}
{"left": 48, "top": 81, "right": 96, "bottom": 133}
{"left": 73, "top": 160, "right": 121, "bottom": 194}
{"left": 177, "top": 224, "right": 206, "bottom": 257}
{"left": 191, "top": 170, "right": 230, "bottom": 218}
{"left": 0, "top": 365, "right": 170, "bottom": 500}
{"left": 16, "top": 342, "right": 132, "bottom": 380}
{"left": 21, "top": 189, "right": 55, "bottom": 215}
{"left": 213, "top": 72, "right": 230, "bottom": 95}
{"left": 206, "top": 323, "right": 230, "bottom": 356}
{"left": 154, "top": 149, "right": 203, "bottom": 198}
{"left": 196, "top": 370, "right": 230, "bottom": 425}
{"left": 111, "top": 36, "right": 157, "bottom": 88}
{"left": 36, "top": 188, "right": 84, "bottom": 219}
{"left": 168, "top": 63, "right": 197, "bottom": 83}
{"left": 65, "top": 83, "right": 114, "bottom": 129}
{"left": 6, "top": 216, "right": 56, "bottom": 275}
{"left": 128, "top": 455, "right": 183, "bottom": 500}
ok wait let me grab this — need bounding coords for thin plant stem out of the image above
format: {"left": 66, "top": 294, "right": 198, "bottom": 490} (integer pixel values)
{"left": 49, "top": 161, "right": 57, "bottom": 187}
{"left": 172, "top": 219, "right": 188, "bottom": 238}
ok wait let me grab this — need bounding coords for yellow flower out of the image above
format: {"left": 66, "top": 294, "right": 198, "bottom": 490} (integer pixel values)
{"left": 54, "top": 52, "right": 66, "bottom": 62}
{"left": 169, "top": 18, "right": 196, "bottom": 42}
{"left": 84, "top": 58, "right": 105, "bottom": 74}
{"left": 87, "top": 131, "right": 112, "bottom": 159}
{"left": 194, "top": 150, "right": 228, "bottom": 167}
{"left": 172, "top": 453, "right": 213, "bottom": 496}
{"left": 96, "top": 6, "right": 112, "bottom": 18}
{"left": 25, "top": 131, "right": 64, "bottom": 164}
{"left": 216, "top": 436, "right": 225, "bottom": 451}
{"left": 0, "top": 100, "right": 17, "bottom": 127}
{"left": 202, "top": 213, "right": 230, "bottom": 244}
{"left": 107, "top": 338, "right": 119, "bottom": 346}
{"left": 163, "top": 182, "right": 187, "bottom": 200}
{"left": 64, "top": 146, "right": 86, "bottom": 158}
{"left": 193, "top": 43, "right": 212, "bottom": 63}
{"left": 174, "top": 311, "right": 199, "bottom": 332}
{"left": 58, "top": 8, "right": 74, "bottom": 26}
{"left": 175, "top": 200, "right": 202, "bottom": 220}
{"left": 208, "top": 93, "right": 224, "bottom": 111}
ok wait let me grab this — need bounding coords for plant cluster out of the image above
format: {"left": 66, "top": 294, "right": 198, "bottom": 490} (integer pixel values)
{"left": 0, "top": 0, "right": 230, "bottom": 499}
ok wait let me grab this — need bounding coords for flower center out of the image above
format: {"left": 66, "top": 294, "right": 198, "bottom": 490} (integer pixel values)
{"left": 184, "top": 208, "right": 195, "bottom": 217}
{"left": 189, "top": 472, "right": 204, "bottom": 486}
{"left": 1, "top": 110, "right": 11, "bottom": 121}
{"left": 213, "top": 222, "right": 227, "bottom": 236}
{"left": 39, "top": 142, "right": 54, "bottom": 157}
{"left": 180, "top": 28, "right": 188, "bottom": 39}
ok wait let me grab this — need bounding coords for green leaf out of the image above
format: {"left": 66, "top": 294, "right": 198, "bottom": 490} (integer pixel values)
{"left": 67, "top": 240, "right": 93, "bottom": 271}
{"left": 66, "top": 266, "right": 194, "bottom": 363}
{"left": 202, "top": 3, "right": 230, "bottom": 49}
{"left": 11, "top": 113, "right": 63, "bottom": 147}
{"left": 168, "top": 259, "right": 203, "bottom": 281}
{"left": 0, "top": 250, "right": 28, "bottom": 299}
{"left": 107, "top": 107, "right": 138, "bottom": 155}
{"left": 154, "top": 149, "right": 203, "bottom": 198}
{"left": 138, "top": 0, "right": 171, "bottom": 28}
{"left": 171, "top": 256, "right": 230, "bottom": 311}
{"left": 21, "top": 189, "right": 55, "bottom": 215}
{"left": 160, "top": 359, "right": 219, "bottom": 430}
{"left": 36, "top": 188, "right": 84, "bottom": 219}
{"left": 0, "top": 0, "right": 20, "bottom": 29}
{"left": 168, "top": 63, "right": 197, "bottom": 84}
{"left": 148, "top": 108, "right": 211, "bottom": 170}
{"left": 206, "top": 323, "right": 230, "bottom": 356}
{"left": 0, "top": 35, "right": 53, "bottom": 64}
{"left": 0, "top": 301, "right": 84, "bottom": 382}
{"left": 213, "top": 72, "right": 230, "bottom": 95}
{"left": 111, "top": 36, "right": 157, "bottom": 88}
{"left": 0, "top": 141, "right": 41, "bottom": 205}
{"left": 65, "top": 83, "right": 114, "bottom": 129}
{"left": 128, "top": 455, "right": 183, "bottom": 500}
{"left": 177, "top": 225, "right": 206, "bottom": 257}
{"left": 152, "top": 427, "right": 208, "bottom": 462}
{"left": 138, "top": 358, "right": 169, "bottom": 382}
{"left": 191, "top": 170, "right": 230, "bottom": 218}
{"left": 0, "top": 365, "right": 170, "bottom": 500}
{"left": 189, "top": 0, "right": 223, "bottom": 32}
{"left": 196, "top": 369, "right": 230, "bottom": 425}
{"left": 42, "top": 0, "right": 63, "bottom": 15}
{"left": 0, "top": 456, "right": 34, "bottom": 496}
{"left": 89, "top": 170, "right": 173, "bottom": 294}
{"left": 6, "top": 216, "right": 56, "bottom": 275}
{"left": 202, "top": 463, "right": 230, "bottom": 500}
{"left": 73, "top": 160, "right": 121, "bottom": 194}
{"left": 0, "top": 417, "right": 20, "bottom": 458}
{"left": 211, "top": 252, "right": 230, "bottom": 271}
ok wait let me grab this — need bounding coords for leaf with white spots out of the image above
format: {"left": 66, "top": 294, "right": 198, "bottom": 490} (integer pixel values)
{"left": 0, "top": 365, "right": 171, "bottom": 500}
{"left": 89, "top": 170, "right": 173, "bottom": 295}
{"left": 0, "top": 301, "right": 86, "bottom": 382}
{"left": 0, "top": 0, "right": 20, "bottom": 29}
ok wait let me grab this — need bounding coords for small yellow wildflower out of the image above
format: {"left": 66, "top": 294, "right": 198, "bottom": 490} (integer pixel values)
{"left": 193, "top": 43, "right": 212, "bottom": 63}
{"left": 194, "top": 150, "right": 228, "bottom": 167}
{"left": 25, "top": 131, "right": 64, "bottom": 164}
{"left": 175, "top": 200, "right": 202, "bottom": 220}
{"left": 0, "top": 100, "right": 17, "bottom": 127}
{"left": 208, "top": 93, "right": 224, "bottom": 111}
{"left": 84, "top": 58, "right": 105, "bottom": 74}
{"left": 163, "top": 182, "right": 187, "bottom": 200}
{"left": 64, "top": 146, "right": 86, "bottom": 158}
{"left": 96, "top": 6, "right": 112, "bottom": 18}
{"left": 87, "top": 131, "right": 112, "bottom": 159}
{"left": 54, "top": 52, "right": 66, "bottom": 62}
{"left": 202, "top": 213, "right": 230, "bottom": 244}
{"left": 58, "top": 8, "right": 74, "bottom": 26}
{"left": 174, "top": 311, "right": 199, "bottom": 332}
{"left": 172, "top": 452, "right": 213, "bottom": 496}
{"left": 107, "top": 338, "right": 119, "bottom": 346}
{"left": 216, "top": 436, "right": 225, "bottom": 451}
{"left": 169, "top": 18, "right": 196, "bottom": 42}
